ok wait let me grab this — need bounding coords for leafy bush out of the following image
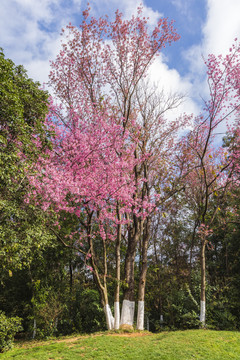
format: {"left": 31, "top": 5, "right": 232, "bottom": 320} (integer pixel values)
{"left": 207, "top": 299, "right": 238, "bottom": 330}
{"left": 181, "top": 311, "right": 200, "bottom": 329}
{"left": 73, "top": 288, "right": 105, "bottom": 333}
{"left": 0, "top": 311, "right": 22, "bottom": 352}
{"left": 30, "top": 284, "right": 65, "bottom": 339}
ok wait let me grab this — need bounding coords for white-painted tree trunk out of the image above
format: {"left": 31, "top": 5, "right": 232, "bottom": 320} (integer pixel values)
{"left": 33, "top": 319, "right": 37, "bottom": 339}
{"left": 136, "top": 301, "right": 144, "bottom": 330}
{"left": 120, "top": 299, "right": 135, "bottom": 326}
{"left": 114, "top": 302, "right": 120, "bottom": 329}
{"left": 104, "top": 304, "right": 114, "bottom": 330}
{"left": 110, "top": 306, "right": 115, "bottom": 329}
{"left": 200, "top": 300, "right": 206, "bottom": 325}
{"left": 160, "top": 314, "right": 164, "bottom": 328}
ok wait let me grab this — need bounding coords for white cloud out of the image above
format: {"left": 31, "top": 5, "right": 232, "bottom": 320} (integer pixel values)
{"left": 186, "top": 0, "right": 240, "bottom": 77}
{"left": 149, "top": 56, "right": 200, "bottom": 121}
{"left": 183, "top": 0, "right": 240, "bottom": 135}
{"left": 203, "top": 0, "right": 240, "bottom": 55}
{"left": 25, "top": 36, "right": 62, "bottom": 86}
{"left": 0, "top": 0, "right": 74, "bottom": 84}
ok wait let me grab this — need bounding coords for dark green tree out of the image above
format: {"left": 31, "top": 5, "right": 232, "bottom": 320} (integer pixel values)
{"left": 0, "top": 49, "right": 55, "bottom": 275}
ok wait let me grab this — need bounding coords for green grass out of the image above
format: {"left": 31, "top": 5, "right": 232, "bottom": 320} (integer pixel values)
{"left": 1, "top": 330, "right": 240, "bottom": 359}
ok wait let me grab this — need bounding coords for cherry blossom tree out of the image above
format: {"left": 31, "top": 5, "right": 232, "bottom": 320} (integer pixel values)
{"left": 27, "top": 101, "right": 137, "bottom": 329}
{"left": 178, "top": 40, "right": 240, "bottom": 326}
{"left": 27, "top": 5, "right": 185, "bottom": 330}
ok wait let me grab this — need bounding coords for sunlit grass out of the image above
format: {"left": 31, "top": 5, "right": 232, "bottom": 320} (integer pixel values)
{"left": 2, "top": 330, "right": 240, "bottom": 359}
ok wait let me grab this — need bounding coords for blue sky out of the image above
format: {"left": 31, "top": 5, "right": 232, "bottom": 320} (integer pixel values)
{"left": 1, "top": 0, "right": 240, "bottom": 119}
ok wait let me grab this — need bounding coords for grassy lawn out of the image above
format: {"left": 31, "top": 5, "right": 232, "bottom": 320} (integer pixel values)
{"left": 1, "top": 330, "right": 240, "bottom": 359}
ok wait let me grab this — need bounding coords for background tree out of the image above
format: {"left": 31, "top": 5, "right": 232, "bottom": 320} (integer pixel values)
{"left": 0, "top": 48, "right": 55, "bottom": 275}
{"left": 0, "top": 50, "right": 66, "bottom": 339}
{"left": 171, "top": 40, "right": 240, "bottom": 326}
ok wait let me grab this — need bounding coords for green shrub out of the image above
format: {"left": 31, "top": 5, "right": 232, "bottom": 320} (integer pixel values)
{"left": 0, "top": 311, "right": 22, "bottom": 352}
{"left": 181, "top": 311, "right": 200, "bottom": 329}
{"left": 30, "top": 286, "right": 65, "bottom": 339}
{"left": 73, "top": 288, "right": 105, "bottom": 333}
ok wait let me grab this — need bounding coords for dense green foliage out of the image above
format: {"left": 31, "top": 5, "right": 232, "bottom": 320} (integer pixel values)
{"left": 0, "top": 311, "right": 22, "bottom": 352}
{"left": 0, "top": 47, "right": 49, "bottom": 192}
{"left": 0, "top": 239, "right": 105, "bottom": 339}
{"left": 0, "top": 51, "right": 58, "bottom": 346}
{"left": 0, "top": 49, "right": 54, "bottom": 274}
{"left": 144, "top": 189, "right": 240, "bottom": 332}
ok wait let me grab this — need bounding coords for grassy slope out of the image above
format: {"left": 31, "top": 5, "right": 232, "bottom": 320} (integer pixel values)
{"left": 1, "top": 330, "right": 240, "bottom": 359}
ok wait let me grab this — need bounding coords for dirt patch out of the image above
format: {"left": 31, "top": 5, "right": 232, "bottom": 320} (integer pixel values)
{"left": 108, "top": 332, "right": 151, "bottom": 337}
{"left": 55, "top": 336, "right": 84, "bottom": 343}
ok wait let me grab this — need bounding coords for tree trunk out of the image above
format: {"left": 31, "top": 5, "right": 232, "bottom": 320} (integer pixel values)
{"left": 87, "top": 213, "right": 114, "bottom": 330}
{"left": 92, "top": 268, "right": 114, "bottom": 330}
{"left": 136, "top": 301, "right": 145, "bottom": 330}
{"left": 104, "top": 303, "right": 114, "bottom": 330}
{"left": 120, "top": 218, "right": 140, "bottom": 327}
{"left": 137, "top": 216, "right": 150, "bottom": 330}
{"left": 114, "top": 302, "right": 120, "bottom": 330}
{"left": 120, "top": 299, "right": 135, "bottom": 327}
{"left": 32, "top": 319, "right": 37, "bottom": 339}
{"left": 200, "top": 239, "right": 206, "bottom": 326}
{"left": 102, "top": 280, "right": 114, "bottom": 330}
{"left": 69, "top": 260, "right": 73, "bottom": 293}
{"left": 120, "top": 240, "right": 136, "bottom": 327}
{"left": 114, "top": 206, "right": 121, "bottom": 329}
